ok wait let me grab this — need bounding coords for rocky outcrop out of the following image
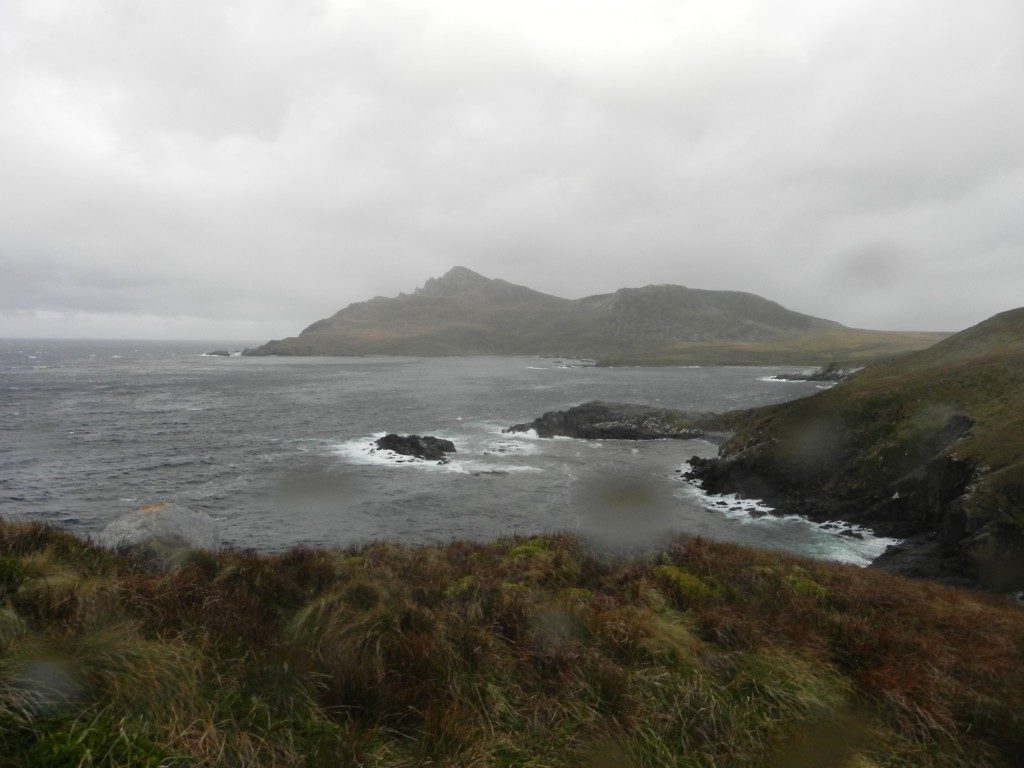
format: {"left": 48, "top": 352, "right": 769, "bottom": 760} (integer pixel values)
{"left": 869, "top": 532, "right": 973, "bottom": 586}
{"left": 204, "top": 350, "right": 232, "bottom": 357}
{"left": 769, "top": 363, "right": 860, "bottom": 382}
{"left": 97, "top": 502, "right": 219, "bottom": 558}
{"left": 687, "top": 430, "right": 1024, "bottom": 591}
{"left": 505, "top": 401, "right": 705, "bottom": 440}
{"left": 374, "top": 434, "right": 457, "bottom": 462}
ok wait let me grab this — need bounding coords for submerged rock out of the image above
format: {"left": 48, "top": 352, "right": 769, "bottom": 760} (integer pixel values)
{"left": 505, "top": 401, "right": 704, "bottom": 440}
{"left": 374, "top": 434, "right": 457, "bottom": 462}
{"left": 97, "top": 502, "right": 219, "bottom": 555}
{"left": 204, "top": 350, "right": 232, "bottom": 357}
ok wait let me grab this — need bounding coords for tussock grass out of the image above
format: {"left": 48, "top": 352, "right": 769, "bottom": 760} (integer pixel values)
{"left": 1, "top": 520, "right": 1023, "bottom": 767}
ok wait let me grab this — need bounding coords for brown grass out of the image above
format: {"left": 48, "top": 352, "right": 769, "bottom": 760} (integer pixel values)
{"left": 1, "top": 520, "right": 1023, "bottom": 767}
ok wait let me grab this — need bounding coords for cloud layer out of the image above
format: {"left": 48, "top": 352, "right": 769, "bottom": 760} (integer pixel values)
{"left": 2, "top": 0, "right": 1022, "bottom": 338}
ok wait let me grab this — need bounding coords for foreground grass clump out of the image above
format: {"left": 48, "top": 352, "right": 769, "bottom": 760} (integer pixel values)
{"left": 1, "top": 520, "right": 1023, "bottom": 767}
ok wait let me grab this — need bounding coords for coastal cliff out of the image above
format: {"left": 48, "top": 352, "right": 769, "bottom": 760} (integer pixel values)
{"left": 685, "top": 307, "right": 1024, "bottom": 591}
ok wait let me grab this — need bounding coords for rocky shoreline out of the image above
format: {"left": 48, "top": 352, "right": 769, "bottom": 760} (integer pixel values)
{"left": 507, "top": 399, "right": 1021, "bottom": 593}
{"left": 683, "top": 454, "right": 982, "bottom": 587}
{"left": 504, "top": 401, "right": 710, "bottom": 441}
{"left": 767, "top": 362, "right": 860, "bottom": 382}
{"left": 683, "top": 439, "right": 1024, "bottom": 593}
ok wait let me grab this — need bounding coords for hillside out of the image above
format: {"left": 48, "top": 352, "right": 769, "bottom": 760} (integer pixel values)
{"left": 247, "top": 267, "right": 945, "bottom": 364}
{"left": 688, "top": 307, "right": 1024, "bottom": 591}
{"left": 2, "top": 519, "right": 1024, "bottom": 767}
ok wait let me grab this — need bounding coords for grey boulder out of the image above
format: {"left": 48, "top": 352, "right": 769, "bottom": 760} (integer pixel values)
{"left": 97, "top": 502, "right": 220, "bottom": 553}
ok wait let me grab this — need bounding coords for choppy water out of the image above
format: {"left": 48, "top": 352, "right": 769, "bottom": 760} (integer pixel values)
{"left": 0, "top": 340, "right": 896, "bottom": 564}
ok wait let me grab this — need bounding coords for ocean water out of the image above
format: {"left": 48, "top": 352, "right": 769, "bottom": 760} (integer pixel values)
{"left": 0, "top": 340, "right": 896, "bottom": 565}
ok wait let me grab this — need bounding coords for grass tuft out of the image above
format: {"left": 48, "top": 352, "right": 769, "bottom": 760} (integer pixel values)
{"left": 1, "top": 519, "right": 1022, "bottom": 766}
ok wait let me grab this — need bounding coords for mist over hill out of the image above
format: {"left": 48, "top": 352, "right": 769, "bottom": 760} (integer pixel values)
{"left": 249, "top": 267, "right": 943, "bottom": 364}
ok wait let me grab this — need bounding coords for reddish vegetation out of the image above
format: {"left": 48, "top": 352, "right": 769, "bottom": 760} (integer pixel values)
{"left": 1, "top": 520, "right": 1023, "bottom": 766}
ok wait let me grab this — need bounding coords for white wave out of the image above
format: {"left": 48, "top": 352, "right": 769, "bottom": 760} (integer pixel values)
{"left": 331, "top": 434, "right": 424, "bottom": 467}
{"left": 500, "top": 428, "right": 574, "bottom": 441}
{"left": 330, "top": 434, "right": 543, "bottom": 475}
{"left": 678, "top": 462, "right": 900, "bottom": 567}
{"left": 480, "top": 437, "right": 541, "bottom": 456}
{"left": 469, "top": 464, "right": 544, "bottom": 474}
{"left": 500, "top": 427, "right": 538, "bottom": 440}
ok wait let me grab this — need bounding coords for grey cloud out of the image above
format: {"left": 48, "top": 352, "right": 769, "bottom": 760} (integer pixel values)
{"left": 1, "top": 0, "right": 1023, "bottom": 338}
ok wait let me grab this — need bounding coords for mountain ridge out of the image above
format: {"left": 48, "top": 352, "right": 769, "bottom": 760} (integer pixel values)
{"left": 248, "top": 267, "right": 945, "bottom": 364}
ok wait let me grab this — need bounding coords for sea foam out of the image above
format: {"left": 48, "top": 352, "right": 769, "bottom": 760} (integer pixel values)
{"left": 678, "top": 461, "right": 900, "bottom": 567}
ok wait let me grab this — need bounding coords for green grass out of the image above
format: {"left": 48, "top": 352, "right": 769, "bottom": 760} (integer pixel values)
{"left": 596, "top": 329, "right": 947, "bottom": 367}
{"left": 690, "top": 308, "right": 1024, "bottom": 589}
{"left": 717, "top": 312, "right": 1024, "bottom": 499}
{"left": 2, "top": 520, "right": 1023, "bottom": 767}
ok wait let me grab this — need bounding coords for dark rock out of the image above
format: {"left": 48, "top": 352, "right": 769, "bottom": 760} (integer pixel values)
{"left": 770, "top": 362, "right": 860, "bottom": 382}
{"left": 870, "top": 532, "right": 975, "bottom": 588}
{"left": 838, "top": 530, "right": 864, "bottom": 539}
{"left": 959, "top": 524, "right": 1024, "bottom": 593}
{"left": 374, "top": 434, "right": 456, "bottom": 462}
{"left": 205, "top": 350, "right": 231, "bottom": 357}
{"left": 686, "top": 441, "right": 1024, "bottom": 590}
{"left": 505, "top": 401, "right": 704, "bottom": 440}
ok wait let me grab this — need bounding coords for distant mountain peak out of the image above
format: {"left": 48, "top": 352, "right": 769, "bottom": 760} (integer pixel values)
{"left": 442, "top": 265, "right": 486, "bottom": 280}
{"left": 414, "top": 266, "right": 494, "bottom": 296}
{"left": 251, "top": 268, "right": 944, "bottom": 363}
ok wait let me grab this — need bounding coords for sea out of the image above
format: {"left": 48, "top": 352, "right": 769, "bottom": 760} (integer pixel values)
{"left": 0, "top": 339, "right": 897, "bottom": 565}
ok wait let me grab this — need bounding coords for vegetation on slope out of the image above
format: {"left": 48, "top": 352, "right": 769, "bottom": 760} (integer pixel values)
{"left": 250, "top": 267, "right": 943, "bottom": 365}
{"left": 2, "top": 519, "right": 1024, "bottom": 767}
{"left": 598, "top": 328, "right": 947, "bottom": 367}
{"left": 690, "top": 307, "right": 1024, "bottom": 590}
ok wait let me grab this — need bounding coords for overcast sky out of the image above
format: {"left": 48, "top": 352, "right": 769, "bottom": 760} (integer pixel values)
{"left": 1, "top": 0, "right": 1022, "bottom": 340}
